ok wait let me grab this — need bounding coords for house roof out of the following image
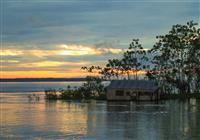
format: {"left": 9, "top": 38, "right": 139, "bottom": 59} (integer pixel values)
{"left": 107, "top": 80, "right": 159, "bottom": 92}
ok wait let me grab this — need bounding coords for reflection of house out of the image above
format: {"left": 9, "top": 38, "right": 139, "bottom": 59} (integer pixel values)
{"left": 106, "top": 80, "right": 160, "bottom": 101}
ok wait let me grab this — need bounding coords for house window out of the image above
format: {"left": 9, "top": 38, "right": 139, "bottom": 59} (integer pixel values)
{"left": 115, "top": 90, "right": 124, "bottom": 96}
{"left": 131, "top": 92, "right": 136, "bottom": 97}
{"left": 126, "top": 91, "right": 130, "bottom": 96}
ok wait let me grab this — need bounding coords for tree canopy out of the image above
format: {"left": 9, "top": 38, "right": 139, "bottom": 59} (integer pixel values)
{"left": 148, "top": 21, "right": 200, "bottom": 94}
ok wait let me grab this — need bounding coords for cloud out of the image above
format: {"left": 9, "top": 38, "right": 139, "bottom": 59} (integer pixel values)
{"left": 1, "top": 44, "right": 124, "bottom": 57}
{"left": 1, "top": 42, "right": 121, "bottom": 75}
{"left": 3, "top": 0, "right": 199, "bottom": 45}
{"left": 0, "top": 49, "right": 23, "bottom": 56}
{"left": 18, "top": 61, "right": 90, "bottom": 68}
{"left": 59, "top": 44, "right": 123, "bottom": 56}
{"left": 0, "top": 60, "right": 19, "bottom": 63}
{"left": 1, "top": 58, "right": 106, "bottom": 71}
{"left": 2, "top": 0, "right": 199, "bottom": 78}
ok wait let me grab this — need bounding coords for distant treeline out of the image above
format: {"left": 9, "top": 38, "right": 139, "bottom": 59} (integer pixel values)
{"left": 0, "top": 78, "right": 86, "bottom": 82}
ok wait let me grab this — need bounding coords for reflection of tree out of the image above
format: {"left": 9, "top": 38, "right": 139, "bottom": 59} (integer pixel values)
{"left": 106, "top": 102, "right": 164, "bottom": 139}
{"left": 161, "top": 100, "right": 200, "bottom": 139}
{"left": 105, "top": 100, "right": 200, "bottom": 139}
{"left": 42, "top": 100, "right": 200, "bottom": 139}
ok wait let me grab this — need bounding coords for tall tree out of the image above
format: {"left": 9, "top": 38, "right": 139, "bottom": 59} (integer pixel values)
{"left": 148, "top": 21, "right": 200, "bottom": 94}
{"left": 123, "top": 39, "right": 149, "bottom": 80}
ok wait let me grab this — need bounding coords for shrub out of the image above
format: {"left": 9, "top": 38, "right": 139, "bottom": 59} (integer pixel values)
{"left": 45, "top": 89, "right": 58, "bottom": 100}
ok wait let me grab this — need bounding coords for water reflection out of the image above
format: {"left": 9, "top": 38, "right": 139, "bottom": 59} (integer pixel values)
{"left": 1, "top": 95, "right": 200, "bottom": 140}
{"left": 105, "top": 100, "right": 200, "bottom": 140}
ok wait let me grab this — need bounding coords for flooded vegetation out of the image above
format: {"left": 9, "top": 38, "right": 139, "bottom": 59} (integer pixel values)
{"left": 45, "top": 77, "right": 107, "bottom": 100}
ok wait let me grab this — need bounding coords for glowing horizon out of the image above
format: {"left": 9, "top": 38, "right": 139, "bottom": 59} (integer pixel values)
{"left": 0, "top": 70, "right": 94, "bottom": 79}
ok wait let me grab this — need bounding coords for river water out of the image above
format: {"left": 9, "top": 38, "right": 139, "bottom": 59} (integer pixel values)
{"left": 0, "top": 82, "right": 200, "bottom": 140}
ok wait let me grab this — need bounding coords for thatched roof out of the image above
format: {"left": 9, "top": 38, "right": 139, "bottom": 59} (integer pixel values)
{"left": 107, "top": 80, "right": 159, "bottom": 92}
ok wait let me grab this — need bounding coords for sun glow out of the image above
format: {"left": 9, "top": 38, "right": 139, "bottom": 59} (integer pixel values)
{"left": 17, "top": 61, "right": 90, "bottom": 68}
{"left": 0, "top": 70, "right": 90, "bottom": 78}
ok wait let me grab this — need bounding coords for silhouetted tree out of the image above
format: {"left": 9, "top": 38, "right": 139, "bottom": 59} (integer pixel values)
{"left": 123, "top": 39, "right": 149, "bottom": 80}
{"left": 148, "top": 21, "right": 200, "bottom": 94}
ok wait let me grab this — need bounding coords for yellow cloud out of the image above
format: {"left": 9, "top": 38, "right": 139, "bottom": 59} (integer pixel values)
{"left": 18, "top": 61, "right": 91, "bottom": 68}
{"left": 0, "top": 60, "right": 19, "bottom": 63}
{"left": 0, "top": 43, "right": 124, "bottom": 78}
{"left": 59, "top": 44, "right": 123, "bottom": 56}
{"left": 59, "top": 44, "right": 93, "bottom": 55}
{"left": 0, "top": 49, "right": 23, "bottom": 56}
{"left": 1, "top": 44, "right": 124, "bottom": 57}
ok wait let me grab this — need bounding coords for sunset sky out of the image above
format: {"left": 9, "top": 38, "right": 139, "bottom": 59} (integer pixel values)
{"left": 1, "top": 0, "right": 199, "bottom": 78}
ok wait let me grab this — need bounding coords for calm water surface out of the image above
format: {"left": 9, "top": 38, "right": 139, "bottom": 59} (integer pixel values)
{"left": 1, "top": 82, "right": 200, "bottom": 140}
{"left": 0, "top": 82, "right": 85, "bottom": 92}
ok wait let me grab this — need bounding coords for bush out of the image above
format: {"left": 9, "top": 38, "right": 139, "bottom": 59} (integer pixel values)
{"left": 44, "top": 76, "right": 106, "bottom": 101}
{"left": 45, "top": 89, "right": 58, "bottom": 100}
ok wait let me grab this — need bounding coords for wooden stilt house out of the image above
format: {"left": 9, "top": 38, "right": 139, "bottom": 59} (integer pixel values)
{"left": 106, "top": 80, "right": 160, "bottom": 101}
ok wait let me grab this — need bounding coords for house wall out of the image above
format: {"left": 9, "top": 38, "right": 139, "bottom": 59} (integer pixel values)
{"left": 107, "top": 89, "right": 159, "bottom": 101}
{"left": 107, "top": 89, "right": 132, "bottom": 101}
{"left": 137, "top": 95, "right": 152, "bottom": 101}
